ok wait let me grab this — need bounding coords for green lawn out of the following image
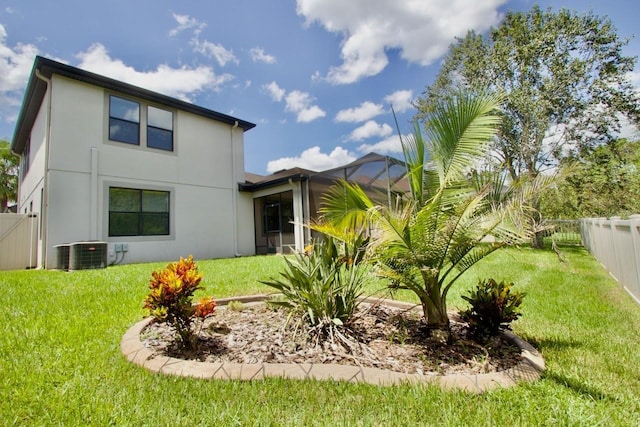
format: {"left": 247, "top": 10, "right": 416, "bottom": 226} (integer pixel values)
{"left": 1, "top": 247, "right": 639, "bottom": 426}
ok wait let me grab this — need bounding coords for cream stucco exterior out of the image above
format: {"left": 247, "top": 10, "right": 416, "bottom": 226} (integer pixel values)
{"left": 13, "top": 57, "right": 256, "bottom": 268}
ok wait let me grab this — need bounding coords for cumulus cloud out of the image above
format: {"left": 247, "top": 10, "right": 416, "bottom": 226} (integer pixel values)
{"left": 357, "top": 134, "right": 406, "bottom": 155}
{"left": 385, "top": 90, "right": 413, "bottom": 113}
{"left": 193, "top": 39, "right": 238, "bottom": 66}
{"left": 263, "top": 81, "right": 285, "bottom": 102}
{"left": 267, "top": 146, "right": 355, "bottom": 173}
{"left": 0, "top": 24, "right": 40, "bottom": 123}
{"left": 296, "top": 0, "right": 506, "bottom": 84}
{"left": 263, "top": 82, "right": 326, "bottom": 123}
{"left": 169, "top": 13, "right": 205, "bottom": 37}
{"left": 348, "top": 120, "right": 393, "bottom": 141}
{"left": 284, "top": 90, "right": 326, "bottom": 122}
{"left": 250, "top": 47, "right": 276, "bottom": 64}
{"left": 76, "top": 43, "right": 233, "bottom": 101}
{"left": 335, "top": 101, "right": 384, "bottom": 123}
{"left": 170, "top": 13, "right": 238, "bottom": 67}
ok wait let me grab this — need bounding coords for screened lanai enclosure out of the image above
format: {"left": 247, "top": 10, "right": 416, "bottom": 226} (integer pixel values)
{"left": 241, "top": 153, "right": 410, "bottom": 255}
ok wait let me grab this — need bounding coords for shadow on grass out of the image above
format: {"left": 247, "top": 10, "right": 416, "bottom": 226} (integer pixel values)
{"left": 543, "top": 370, "right": 617, "bottom": 403}
{"left": 521, "top": 335, "right": 582, "bottom": 352}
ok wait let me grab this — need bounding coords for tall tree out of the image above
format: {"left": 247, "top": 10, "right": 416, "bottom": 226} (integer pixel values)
{"left": 541, "top": 138, "right": 640, "bottom": 219}
{"left": 0, "top": 140, "right": 19, "bottom": 212}
{"left": 416, "top": 5, "right": 640, "bottom": 247}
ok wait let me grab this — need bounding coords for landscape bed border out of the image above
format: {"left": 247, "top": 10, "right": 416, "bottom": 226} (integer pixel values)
{"left": 121, "top": 295, "right": 545, "bottom": 393}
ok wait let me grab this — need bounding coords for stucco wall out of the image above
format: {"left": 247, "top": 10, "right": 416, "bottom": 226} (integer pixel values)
{"left": 40, "top": 74, "right": 255, "bottom": 267}
{"left": 17, "top": 90, "right": 48, "bottom": 266}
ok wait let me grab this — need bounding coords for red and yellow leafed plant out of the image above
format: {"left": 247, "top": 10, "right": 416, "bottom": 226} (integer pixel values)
{"left": 143, "top": 255, "right": 214, "bottom": 348}
{"left": 193, "top": 296, "right": 216, "bottom": 319}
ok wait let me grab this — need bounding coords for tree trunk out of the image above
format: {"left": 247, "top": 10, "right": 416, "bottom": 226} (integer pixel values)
{"left": 530, "top": 193, "right": 545, "bottom": 249}
{"left": 420, "top": 294, "right": 451, "bottom": 343}
{"left": 531, "top": 230, "right": 545, "bottom": 249}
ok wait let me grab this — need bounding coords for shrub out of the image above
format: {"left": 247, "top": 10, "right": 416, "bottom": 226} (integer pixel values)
{"left": 460, "top": 278, "right": 525, "bottom": 338}
{"left": 261, "top": 236, "right": 369, "bottom": 339}
{"left": 143, "top": 255, "right": 214, "bottom": 348}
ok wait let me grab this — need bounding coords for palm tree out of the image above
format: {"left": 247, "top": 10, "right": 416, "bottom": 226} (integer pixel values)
{"left": 320, "top": 89, "right": 530, "bottom": 342}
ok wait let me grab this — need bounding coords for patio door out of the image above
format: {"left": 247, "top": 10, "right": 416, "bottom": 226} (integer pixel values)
{"left": 253, "top": 191, "right": 295, "bottom": 254}
{"left": 264, "top": 202, "right": 282, "bottom": 253}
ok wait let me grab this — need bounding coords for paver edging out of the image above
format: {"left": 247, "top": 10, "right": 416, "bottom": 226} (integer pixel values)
{"left": 121, "top": 294, "right": 545, "bottom": 392}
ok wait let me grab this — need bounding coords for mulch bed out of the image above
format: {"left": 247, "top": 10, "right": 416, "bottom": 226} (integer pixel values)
{"left": 141, "top": 302, "right": 521, "bottom": 376}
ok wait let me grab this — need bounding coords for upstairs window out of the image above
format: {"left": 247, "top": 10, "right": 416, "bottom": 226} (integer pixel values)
{"left": 147, "top": 106, "right": 173, "bottom": 151}
{"left": 109, "top": 96, "right": 140, "bottom": 145}
{"left": 109, "top": 187, "right": 170, "bottom": 236}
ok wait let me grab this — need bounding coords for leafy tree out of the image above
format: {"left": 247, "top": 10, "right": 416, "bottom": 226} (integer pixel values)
{"left": 416, "top": 5, "right": 640, "bottom": 247}
{"left": 321, "top": 90, "right": 530, "bottom": 343}
{"left": 0, "top": 140, "right": 19, "bottom": 212}
{"left": 541, "top": 139, "right": 640, "bottom": 218}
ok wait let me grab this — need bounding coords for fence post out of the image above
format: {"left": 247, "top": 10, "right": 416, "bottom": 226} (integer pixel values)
{"left": 628, "top": 215, "right": 640, "bottom": 303}
{"left": 610, "top": 217, "right": 622, "bottom": 283}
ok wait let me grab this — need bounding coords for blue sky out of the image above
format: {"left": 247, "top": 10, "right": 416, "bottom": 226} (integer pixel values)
{"left": 0, "top": 0, "right": 638, "bottom": 175}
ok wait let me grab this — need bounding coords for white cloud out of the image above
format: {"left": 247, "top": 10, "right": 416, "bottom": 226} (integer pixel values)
{"left": 263, "top": 81, "right": 285, "bottom": 102}
{"left": 296, "top": 105, "right": 326, "bottom": 123}
{"left": 285, "top": 90, "right": 326, "bottom": 123}
{"left": 267, "top": 146, "right": 355, "bottom": 173}
{"left": 0, "top": 24, "right": 40, "bottom": 123}
{"left": 296, "top": 0, "right": 506, "bottom": 84}
{"left": 170, "top": 13, "right": 237, "bottom": 67}
{"left": 250, "top": 47, "right": 276, "bottom": 64}
{"left": 357, "top": 134, "right": 406, "bottom": 155}
{"left": 618, "top": 115, "right": 639, "bottom": 140}
{"left": 335, "top": 101, "right": 384, "bottom": 123}
{"left": 348, "top": 120, "right": 393, "bottom": 141}
{"left": 76, "top": 43, "right": 233, "bottom": 101}
{"left": 263, "top": 83, "right": 326, "bottom": 123}
{"left": 169, "top": 13, "right": 205, "bottom": 37}
{"left": 384, "top": 90, "right": 413, "bottom": 113}
{"left": 193, "top": 39, "right": 238, "bottom": 66}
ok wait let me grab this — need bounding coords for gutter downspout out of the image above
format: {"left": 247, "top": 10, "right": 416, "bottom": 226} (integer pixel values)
{"left": 90, "top": 147, "right": 98, "bottom": 240}
{"left": 35, "top": 69, "right": 51, "bottom": 269}
{"left": 230, "top": 121, "right": 240, "bottom": 256}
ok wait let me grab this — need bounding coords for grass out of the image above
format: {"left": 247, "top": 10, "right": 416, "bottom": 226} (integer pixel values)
{"left": 1, "top": 247, "right": 640, "bottom": 426}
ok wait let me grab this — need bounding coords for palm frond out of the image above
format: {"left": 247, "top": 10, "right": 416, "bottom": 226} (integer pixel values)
{"left": 401, "top": 122, "right": 427, "bottom": 207}
{"left": 319, "top": 179, "right": 375, "bottom": 230}
{"left": 426, "top": 90, "right": 503, "bottom": 189}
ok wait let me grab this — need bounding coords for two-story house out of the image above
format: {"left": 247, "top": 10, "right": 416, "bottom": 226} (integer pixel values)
{"left": 11, "top": 56, "right": 256, "bottom": 268}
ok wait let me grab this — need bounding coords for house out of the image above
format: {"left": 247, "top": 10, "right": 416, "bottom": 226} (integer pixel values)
{"left": 11, "top": 56, "right": 256, "bottom": 268}
{"left": 11, "top": 56, "right": 410, "bottom": 269}
{"left": 240, "top": 152, "right": 409, "bottom": 255}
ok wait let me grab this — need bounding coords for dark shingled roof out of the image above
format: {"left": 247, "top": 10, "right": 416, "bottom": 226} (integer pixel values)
{"left": 11, "top": 56, "right": 256, "bottom": 154}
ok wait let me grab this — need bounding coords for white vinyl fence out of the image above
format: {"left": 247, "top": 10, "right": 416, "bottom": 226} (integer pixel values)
{"left": 580, "top": 215, "right": 640, "bottom": 306}
{"left": 0, "top": 213, "right": 38, "bottom": 270}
